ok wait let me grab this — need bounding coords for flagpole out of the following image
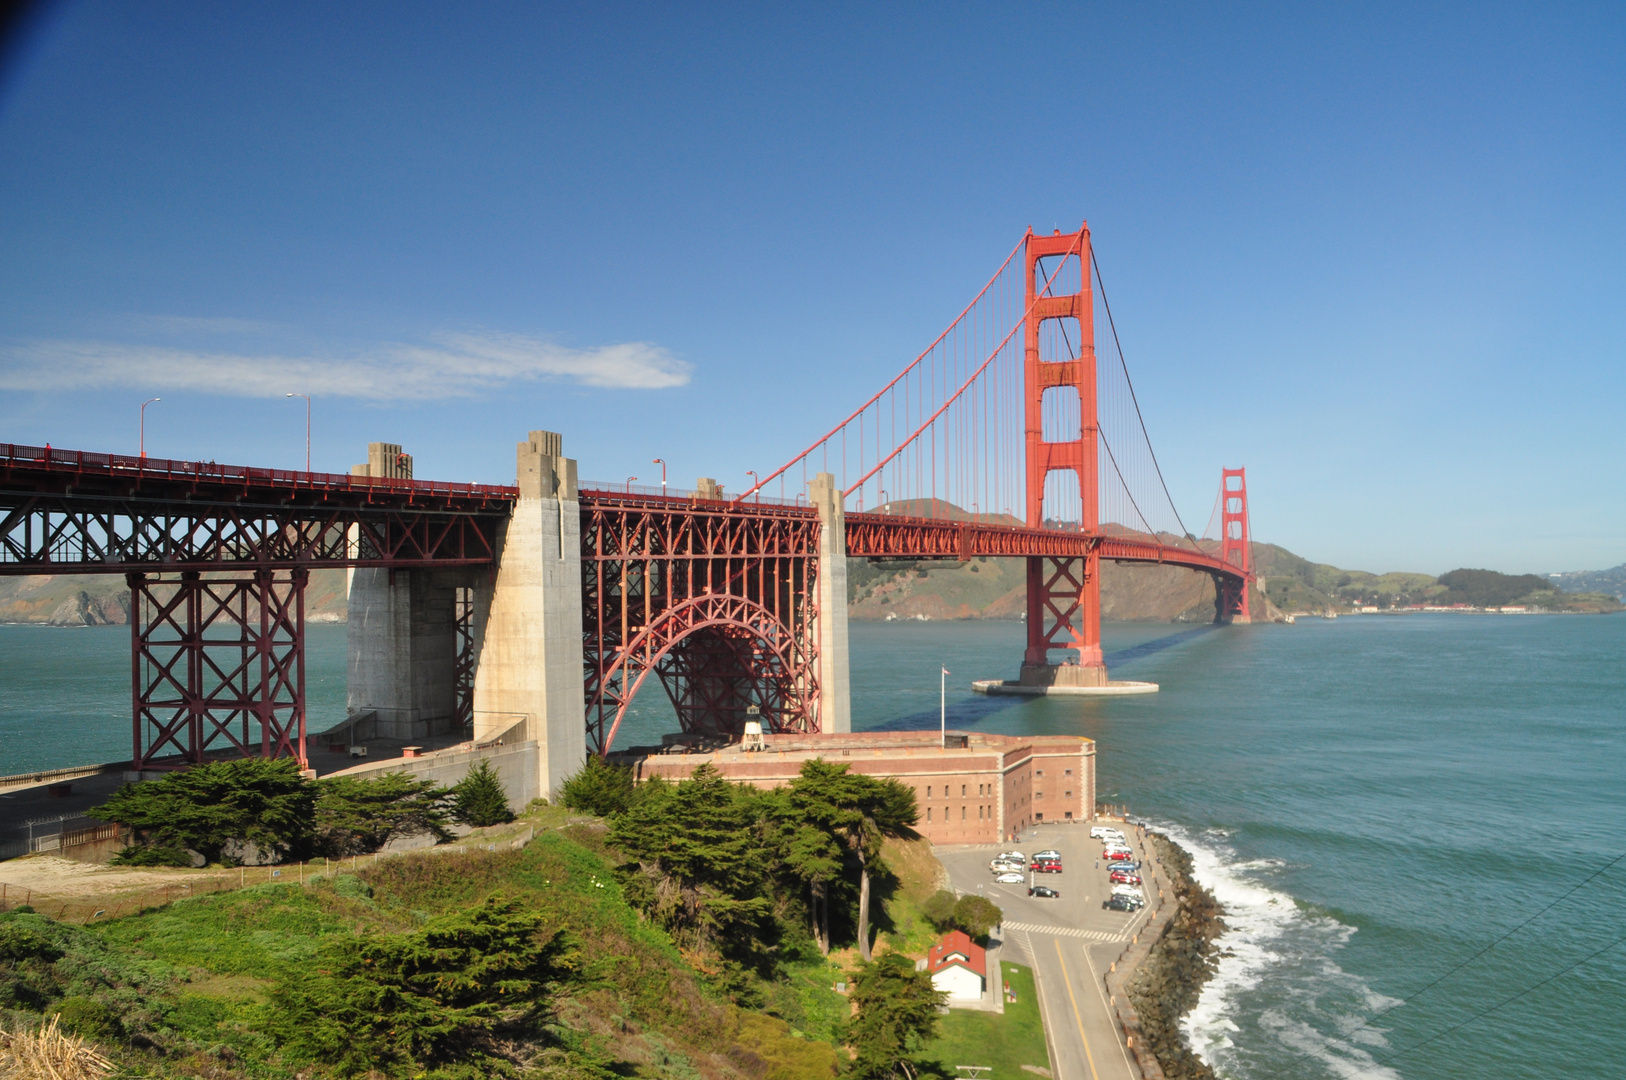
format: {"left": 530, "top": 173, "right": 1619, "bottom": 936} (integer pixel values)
{"left": 940, "top": 666, "right": 947, "bottom": 748}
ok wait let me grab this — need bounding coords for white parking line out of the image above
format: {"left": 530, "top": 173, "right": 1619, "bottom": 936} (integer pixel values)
{"left": 1002, "top": 920, "right": 1125, "bottom": 943}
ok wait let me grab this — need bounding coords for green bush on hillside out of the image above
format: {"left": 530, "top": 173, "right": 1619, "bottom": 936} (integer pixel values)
{"left": 314, "top": 771, "right": 453, "bottom": 856}
{"left": 450, "top": 760, "right": 515, "bottom": 827}
{"left": 90, "top": 757, "right": 316, "bottom": 865}
{"left": 558, "top": 754, "right": 636, "bottom": 817}
{"left": 269, "top": 895, "right": 571, "bottom": 1077}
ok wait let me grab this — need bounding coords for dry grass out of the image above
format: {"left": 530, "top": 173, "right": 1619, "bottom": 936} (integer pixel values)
{"left": 0, "top": 1014, "right": 115, "bottom": 1080}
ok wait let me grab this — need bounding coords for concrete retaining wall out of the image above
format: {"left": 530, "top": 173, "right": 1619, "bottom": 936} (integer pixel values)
{"left": 324, "top": 740, "right": 541, "bottom": 812}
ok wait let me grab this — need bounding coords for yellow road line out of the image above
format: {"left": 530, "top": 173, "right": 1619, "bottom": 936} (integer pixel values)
{"left": 1054, "top": 937, "right": 1104, "bottom": 1080}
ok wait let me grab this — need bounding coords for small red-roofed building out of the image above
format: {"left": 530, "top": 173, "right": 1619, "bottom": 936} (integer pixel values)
{"left": 927, "top": 929, "right": 986, "bottom": 1001}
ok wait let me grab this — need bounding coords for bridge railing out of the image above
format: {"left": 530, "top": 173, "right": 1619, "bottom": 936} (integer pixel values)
{"left": 0, "top": 443, "right": 517, "bottom": 501}
{"left": 579, "top": 479, "right": 810, "bottom": 509}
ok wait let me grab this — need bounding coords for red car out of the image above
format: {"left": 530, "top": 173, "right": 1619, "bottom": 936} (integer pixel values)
{"left": 1104, "top": 849, "right": 1134, "bottom": 861}
{"left": 1030, "top": 860, "right": 1063, "bottom": 873}
{"left": 1109, "top": 870, "right": 1142, "bottom": 885}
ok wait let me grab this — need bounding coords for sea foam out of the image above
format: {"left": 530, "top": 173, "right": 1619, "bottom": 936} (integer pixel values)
{"left": 1149, "top": 820, "right": 1407, "bottom": 1080}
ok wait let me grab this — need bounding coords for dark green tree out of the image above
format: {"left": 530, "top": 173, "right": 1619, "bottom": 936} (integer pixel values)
{"left": 450, "top": 760, "right": 515, "bottom": 827}
{"left": 920, "top": 889, "right": 957, "bottom": 931}
{"left": 558, "top": 754, "right": 636, "bottom": 817}
{"left": 314, "top": 772, "right": 453, "bottom": 856}
{"left": 847, "top": 952, "right": 946, "bottom": 1080}
{"left": 949, "top": 895, "right": 1003, "bottom": 941}
{"left": 270, "top": 896, "right": 571, "bottom": 1077}
{"left": 89, "top": 757, "right": 315, "bottom": 865}
{"left": 606, "top": 762, "right": 774, "bottom": 962}
{"left": 780, "top": 760, "right": 917, "bottom": 960}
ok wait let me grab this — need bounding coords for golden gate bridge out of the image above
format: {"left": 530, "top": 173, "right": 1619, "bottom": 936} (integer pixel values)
{"left": 0, "top": 222, "right": 1253, "bottom": 789}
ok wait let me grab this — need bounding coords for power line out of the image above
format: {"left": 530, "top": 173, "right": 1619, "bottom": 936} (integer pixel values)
{"left": 1283, "top": 846, "right": 1626, "bottom": 1072}
{"left": 1372, "top": 931, "right": 1625, "bottom": 1068}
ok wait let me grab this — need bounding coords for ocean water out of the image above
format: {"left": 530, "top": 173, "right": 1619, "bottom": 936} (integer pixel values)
{"left": 2, "top": 614, "right": 1623, "bottom": 1078}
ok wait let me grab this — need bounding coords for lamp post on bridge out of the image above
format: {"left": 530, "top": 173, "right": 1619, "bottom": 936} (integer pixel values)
{"left": 745, "top": 470, "right": 759, "bottom": 501}
{"left": 652, "top": 458, "right": 666, "bottom": 492}
{"left": 626, "top": 476, "right": 637, "bottom": 493}
{"left": 139, "top": 397, "right": 160, "bottom": 458}
{"left": 285, "top": 393, "right": 311, "bottom": 472}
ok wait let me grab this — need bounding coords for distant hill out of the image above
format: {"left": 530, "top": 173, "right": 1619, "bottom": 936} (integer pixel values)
{"left": 1548, "top": 564, "right": 1626, "bottom": 601}
{"left": 847, "top": 543, "right": 1623, "bottom": 622}
{"left": 0, "top": 570, "right": 350, "bottom": 626}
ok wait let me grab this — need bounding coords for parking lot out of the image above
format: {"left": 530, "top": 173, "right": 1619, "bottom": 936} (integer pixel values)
{"left": 935, "top": 820, "right": 1162, "bottom": 1080}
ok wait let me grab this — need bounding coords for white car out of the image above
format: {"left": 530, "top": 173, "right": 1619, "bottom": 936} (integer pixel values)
{"left": 1111, "top": 883, "right": 1144, "bottom": 899}
{"left": 1090, "top": 826, "right": 1123, "bottom": 840}
{"left": 994, "top": 872, "right": 1025, "bottom": 884}
{"left": 990, "top": 862, "right": 1023, "bottom": 875}
{"left": 1000, "top": 850, "right": 1026, "bottom": 862}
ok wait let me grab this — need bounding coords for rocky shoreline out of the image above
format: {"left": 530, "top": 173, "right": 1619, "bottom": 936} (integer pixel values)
{"left": 1125, "top": 832, "right": 1227, "bottom": 1080}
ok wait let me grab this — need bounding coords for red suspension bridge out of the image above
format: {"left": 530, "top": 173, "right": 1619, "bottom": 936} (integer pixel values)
{"left": 0, "top": 222, "right": 1253, "bottom": 782}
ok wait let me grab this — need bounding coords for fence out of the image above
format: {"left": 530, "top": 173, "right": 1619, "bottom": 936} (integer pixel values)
{"left": 0, "top": 817, "right": 123, "bottom": 862}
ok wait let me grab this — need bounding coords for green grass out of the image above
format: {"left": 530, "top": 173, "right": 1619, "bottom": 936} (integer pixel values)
{"left": 922, "top": 963, "right": 1050, "bottom": 1080}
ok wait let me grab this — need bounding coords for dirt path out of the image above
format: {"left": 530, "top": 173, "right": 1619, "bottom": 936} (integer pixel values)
{"left": 0, "top": 855, "right": 215, "bottom": 900}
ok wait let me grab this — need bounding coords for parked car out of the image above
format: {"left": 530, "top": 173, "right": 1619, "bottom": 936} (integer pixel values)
{"left": 1109, "top": 870, "right": 1142, "bottom": 885}
{"left": 1034, "top": 849, "right": 1063, "bottom": 860}
{"left": 1103, "top": 893, "right": 1143, "bottom": 911}
{"left": 994, "top": 872, "right": 1025, "bottom": 884}
{"left": 990, "top": 858, "right": 1023, "bottom": 871}
{"left": 1104, "top": 848, "right": 1135, "bottom": 861}
{"left": 1112, "top": 884, "right": 1144, "bottom": 900}
{"left": 1030, "top": 861, "right": 1063, "bottom": 873}
{"left": 1107, "top": 859, "right": 1141, "bottom": 872}
{"left": 1000, "top": 850, "right": 1026, "bottom": 862}
{"left": 1028, "top": 885, "right": 1060, "bottom": 898}
{"left": 1089, "top": 826, "right": 1120, "bottom": 840}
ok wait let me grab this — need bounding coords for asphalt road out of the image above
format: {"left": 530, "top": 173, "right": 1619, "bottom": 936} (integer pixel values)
{"left": 936, "top": 821, "right": 1160, "bottom": 1080}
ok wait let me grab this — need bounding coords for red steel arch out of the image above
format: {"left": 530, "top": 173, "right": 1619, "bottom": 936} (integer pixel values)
{"left": 590, "top": 591, "right": 817, "bottom": 756}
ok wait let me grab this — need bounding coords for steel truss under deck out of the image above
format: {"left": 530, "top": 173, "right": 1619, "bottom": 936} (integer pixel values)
{"left": 580, "top": 493, "right": 822, "bottom": 755}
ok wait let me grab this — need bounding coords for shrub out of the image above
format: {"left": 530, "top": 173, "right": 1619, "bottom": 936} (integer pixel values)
{"left": 89, "top": 757, "right": 315, "bottom": 865}
{"left": 110, "top": 843, "right": 193, "bottom": 867}
{"left": 269, "top": 896, "right": 569, "bottom": 1077}
{"left": 314, "top": 772, "right": 453, "bottom": 856}
{"left": 949, "top": 895, "right": 1003, "bottom": 941}
{"left": 920, "top": 890, "right": 957, "bottom": 930}
{"left": 558, "top": 755, "right": 635, "bottom": 817}
{"left": 450, "top": 760, "right": 514, "bottom": 828}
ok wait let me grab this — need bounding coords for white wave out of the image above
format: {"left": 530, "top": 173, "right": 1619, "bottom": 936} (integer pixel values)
{"left": 1146, "top": 820, "right": 1406, "bottom": 1080}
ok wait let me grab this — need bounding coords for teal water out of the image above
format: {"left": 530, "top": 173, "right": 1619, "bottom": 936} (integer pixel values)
{"left": 2, "top": 615, "right": 1623, "bottom": 1078}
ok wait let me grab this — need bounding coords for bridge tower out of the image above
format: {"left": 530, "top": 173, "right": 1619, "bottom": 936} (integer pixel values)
{"left": 1020, "top": 224, "right": 1108, "bottom": 688}
{"left": 1217, "top": 467, "right": 1252, "bottom": 623}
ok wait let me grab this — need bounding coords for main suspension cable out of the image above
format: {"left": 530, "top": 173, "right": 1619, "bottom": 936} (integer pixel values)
{"left": 1091, "top": 247, "right": 1195, "bottom": 547}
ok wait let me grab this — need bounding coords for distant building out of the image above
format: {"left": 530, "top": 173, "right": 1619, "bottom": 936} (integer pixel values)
{"left": 927, "top": 929, "right": 986, "bottom": 1001}
{"left": 608, "top": 729, "right": 1094, "bottom": 844}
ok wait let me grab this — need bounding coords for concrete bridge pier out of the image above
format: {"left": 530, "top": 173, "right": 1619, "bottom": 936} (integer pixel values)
{"left": 809, "top": 472, "right": 851, "bottom": 734}
{"left": 466, "top": 431, "right": 585, "bottom": 801}
{"left": 347, "top": 443, "right": 474, "bottom": 741}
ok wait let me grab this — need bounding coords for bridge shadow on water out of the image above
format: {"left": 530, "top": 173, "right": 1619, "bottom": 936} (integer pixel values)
{"left": 865, "top": 623, "right": 1219, "bottom": 732}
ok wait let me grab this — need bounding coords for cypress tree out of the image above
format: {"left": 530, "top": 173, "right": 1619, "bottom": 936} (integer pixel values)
{"left": 450, "top": 760, "right": 515, "bottom": 827}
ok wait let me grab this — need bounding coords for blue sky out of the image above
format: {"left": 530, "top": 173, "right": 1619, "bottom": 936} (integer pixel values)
{"left": 1, "top": 2, "right": 1622, "bottom": 575}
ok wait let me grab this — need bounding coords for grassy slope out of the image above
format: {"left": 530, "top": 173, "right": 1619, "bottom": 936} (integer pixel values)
{"left": 3, "top": 807, "right": 842, "bottom": 1080}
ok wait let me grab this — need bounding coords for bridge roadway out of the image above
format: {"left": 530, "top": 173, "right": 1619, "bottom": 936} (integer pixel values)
{"left": 936, "top": 822, "right": 1163, "bottom": 1080}
{"left": 0, "top": 445, "right": 1242, "bottom": 585}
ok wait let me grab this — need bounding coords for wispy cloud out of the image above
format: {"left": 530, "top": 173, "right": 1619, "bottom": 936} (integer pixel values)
{"left": 0, "top": 332, "right": 692, "bottom": 399}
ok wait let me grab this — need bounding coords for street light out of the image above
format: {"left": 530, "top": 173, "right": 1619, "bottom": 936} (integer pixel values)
{"left": 745, "top": 470, "right": 759, "bottom": 500}
{"left": 652, "top": 458, "right": 666, "bottom": 491}
{"left": 285, "top": 393, "right": 311, "bottom": 472}
{"left": 626, "top": 476, "right": 637, "bottom": 493}
{"left": 139, "top": 398, "right": 161, "bottom": 458}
